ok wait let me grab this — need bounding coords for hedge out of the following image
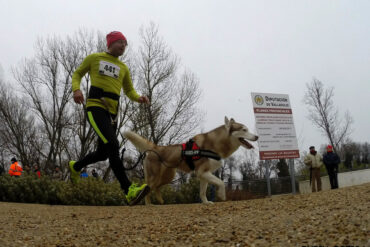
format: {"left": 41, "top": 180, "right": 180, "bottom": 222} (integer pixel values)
{"left": 0, "top": 175, "right": 211, "bottom": 206}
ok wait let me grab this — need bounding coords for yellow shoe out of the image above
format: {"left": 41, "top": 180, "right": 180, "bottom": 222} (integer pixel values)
{"left": 125, "top": 183, "right": 150, "bottom": 206}
{"left": 69, "top": 161, "right": 80, "bottom": 184}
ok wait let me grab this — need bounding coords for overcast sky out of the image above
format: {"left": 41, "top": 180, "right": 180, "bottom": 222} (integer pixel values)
{"left": 1, "top": 0, "right": 369, "bottom": 154}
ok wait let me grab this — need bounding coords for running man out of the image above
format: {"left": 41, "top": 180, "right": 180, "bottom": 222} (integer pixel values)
{"left": 70, "top": 31, "right": 150, "bottom": 206}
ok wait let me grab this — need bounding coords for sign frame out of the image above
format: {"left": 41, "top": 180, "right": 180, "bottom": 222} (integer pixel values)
{"left": 251, "top": 92, "right": 300, "bottom": 160}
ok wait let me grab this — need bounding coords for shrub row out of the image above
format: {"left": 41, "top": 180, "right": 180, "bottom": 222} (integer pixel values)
{"left": 0, "top": 175, "right": 211, "bottom": 206}
{"left": 0, "top": 175, "right": 126, "bottom": 206}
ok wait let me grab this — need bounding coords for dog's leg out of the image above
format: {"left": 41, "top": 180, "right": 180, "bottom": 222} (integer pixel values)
{"left": 155, "top": 189, "right": 164, "bottom": 205}
{"left": 143, "top": 161, "right": 150, "bottom": 205}
{"left": 145, "top": 192, "right": 152, "bottom": 205}
{"left": 199, "top": 171, "right": 226, "bottom": 201}
{"left": 199, "top": 178, "right": 212, "bottom": 204}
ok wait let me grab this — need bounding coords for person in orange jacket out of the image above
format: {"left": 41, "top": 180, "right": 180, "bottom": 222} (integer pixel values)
{"left": 9, "top": 158, "right": 23, "bottom": 177}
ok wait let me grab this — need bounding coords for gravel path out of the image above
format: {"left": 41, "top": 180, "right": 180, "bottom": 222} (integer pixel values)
{"left": 0, "top": 183, "right": 369, "bottom": 247}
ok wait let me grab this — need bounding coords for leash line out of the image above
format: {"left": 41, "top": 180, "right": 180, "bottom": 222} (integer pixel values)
{"left": 121, "top": 148, "right": 183, "bottom": 170}
{"left": 141, "top": 149, "right": 183, "bottom": 169}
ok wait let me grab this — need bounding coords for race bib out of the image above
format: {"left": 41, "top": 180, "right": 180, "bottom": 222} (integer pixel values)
{"left": 99, "top": 61, "right": 120, "bottom": 78}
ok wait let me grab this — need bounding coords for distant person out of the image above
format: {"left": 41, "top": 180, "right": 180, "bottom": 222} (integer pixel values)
{"left": 92, "top": 169, "right": 99, "bottom": 179}
{"left": 52, "top": 167, "right": 63, "bottom": 180}
{"left": 69, "top": 31, "right": 150, "bottom": 205}
{"left": 304, "top": 146, "right": 323, "bottom": 192}
{"left": 234, "top": 185, "right": 242, "bottom": 201}
{"left": 9, "top": 158, "right": 23, "bottom": 177}
{"left": 80, "top": 169, "right": 88, "bottom": 178}
{"left": 23, "top": 165, "right": 32, "bottom": 176}
{"left": 323, "top": 145, "right": 340, "bottom": 189}
{"left": 34, "top": 165, "right": 41, "bottom": 179}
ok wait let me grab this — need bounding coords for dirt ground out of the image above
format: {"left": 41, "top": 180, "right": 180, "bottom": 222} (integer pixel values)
{"left": 0, "top": 183, "right": 369, "bottom": 247}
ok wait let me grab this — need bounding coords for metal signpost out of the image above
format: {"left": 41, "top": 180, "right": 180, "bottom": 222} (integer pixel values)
{"left": 251, "top": 92, "right": 300, "bottom": 195}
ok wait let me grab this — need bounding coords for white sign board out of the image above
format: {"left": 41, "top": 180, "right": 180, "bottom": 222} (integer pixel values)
{"left": 251, "top": 92, "right": 300, "bottom": 160}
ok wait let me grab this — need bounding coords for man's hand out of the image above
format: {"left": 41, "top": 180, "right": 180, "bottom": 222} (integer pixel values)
{"left": 73, "top": 90, "right": 84, "bottom": 104}
{"left": 138, "top": 96, "right": 150, "bottom": 104}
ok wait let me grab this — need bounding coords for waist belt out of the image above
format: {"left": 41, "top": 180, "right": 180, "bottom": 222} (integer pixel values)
{"left": 182, "top": 139, "right": 221, "bottom": 170}
{"left": 88, "top": 86, "right": 120, "bottom": 101}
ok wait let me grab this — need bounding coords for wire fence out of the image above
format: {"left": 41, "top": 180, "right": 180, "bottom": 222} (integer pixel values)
{"left": 225, "top": 166, "right": 370, "bottom": 199}
{"left": 225, "top": 176, "right": 299, "bottom": 198}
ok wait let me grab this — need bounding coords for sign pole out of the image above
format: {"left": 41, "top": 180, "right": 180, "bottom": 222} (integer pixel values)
{"left": 289, "top": 159, "right": 296, "bottom": 194}
{"left": 265, "top": 161, "right": 271, "bottom": 196}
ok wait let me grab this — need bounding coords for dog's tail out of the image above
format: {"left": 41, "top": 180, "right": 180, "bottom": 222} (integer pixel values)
{"left": 123, "top": 131, "right": 155, "bottom": 152}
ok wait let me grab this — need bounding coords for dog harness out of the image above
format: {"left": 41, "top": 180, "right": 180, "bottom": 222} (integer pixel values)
{"left": 181, "top": 139, "right": 221, "bottom": 170}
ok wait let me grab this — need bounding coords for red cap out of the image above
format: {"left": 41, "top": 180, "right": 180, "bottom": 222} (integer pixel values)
{"left": 106, "top": 31, "right": 127, "bottom": 48}
{"left": 327, "top": 145, "right": 333, "bottom": 152}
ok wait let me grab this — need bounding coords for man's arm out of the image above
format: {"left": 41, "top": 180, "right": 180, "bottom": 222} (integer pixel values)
{"left": 323, "top": 154, "right": 327, "bottom": 164}
{"left": 318, "top": 153, "right": 323, "bottom": 162}
{"left": 122, "top": 68, "right": 149, "bottom": 104}
{"left": 318, "top": 154, "right": 324, "bottom": 167}
{"left": 304, "top": 155, "right": 312, "bottom": 166}
{"left": 334, "top": 154, "right": 341, "bottom": 165}
{"left": 71, "top": 55, "right": 93, "bottom": 104}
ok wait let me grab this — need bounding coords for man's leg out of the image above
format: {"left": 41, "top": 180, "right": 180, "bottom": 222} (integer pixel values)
{"left": 109, "top": 139, "right": 150, "bottom": 205}
{"left": 84, "top": 107, "right": 149, "bottom": 205}
{"left": 69, "top": 112, "right": 111, "bottom": 183}
{"left": 106, "top": 136, "right": 132, "bottom": 193}
{"left": 84, "top": 107, "right": 131, "bottom": 192}
{"left": 73, "top": 138, "right": 109, "bottom": 172}
{"left": 316, "top": 168, "right": 322, "bottom": 191}
{"left": 311, "top": 171, "right": 317, "bottom": 193}
{"left": 333, "top": 168, "right": 339, "bottom": 189}
{"left": 311, "top": 168, "right": 321, "bottom": 192}
{"left": 327, "top": 168, "right": 333, "bottom": 189}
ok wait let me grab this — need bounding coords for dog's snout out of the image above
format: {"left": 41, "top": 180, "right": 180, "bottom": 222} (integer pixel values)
{"left": 255, "top": 136, "right": 259, "bottom": 141}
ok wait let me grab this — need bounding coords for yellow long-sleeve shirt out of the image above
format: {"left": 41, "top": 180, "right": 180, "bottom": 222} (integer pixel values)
{"left": 72, "top": 52, "right": 140, "bottom": 114}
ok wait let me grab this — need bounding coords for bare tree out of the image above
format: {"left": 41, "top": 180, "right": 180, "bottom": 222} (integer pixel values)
{"left": 122, "top": 23, "right": 203, "bottom": 179}
{"left": 11, "top": 29, "right": 105, "bottom": 173}
{"left": 303, "top": 78, "right": 353, "bottom": 154}
{"left": 0, "top": 80, "right": 41, "bottom": 168}
{"left": 340, "top": 141, "right": 369, "bottom": 169}
{"left": 61, "top": 29, "right": 106, "bottom": 162}
{"left": 128, "top": 23, "right": 203, "bottom": 145}
{"left": 256, "top": 159, "right": 279, "bottom": 179}
{"left": 239, "top": 149, "right": 259, "bottom": 180}
{"left": 3, "top": 24, "right": 202, "bottom": 182}
{"left": 215, "top": 161, "right": 227, "bottom": 181}
{"left": 224, "top": 156, "right": 238, "bottom": 187}
{"left": 361, "top": 142, "right": 369, "bottom": 164}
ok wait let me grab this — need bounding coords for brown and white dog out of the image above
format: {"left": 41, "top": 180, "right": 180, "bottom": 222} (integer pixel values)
{"left": 123, "top": 117, "right": 258, "bottom": 205}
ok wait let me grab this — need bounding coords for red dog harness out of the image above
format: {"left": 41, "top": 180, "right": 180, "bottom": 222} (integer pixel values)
{"left": 181, "top": 139, "right": 221, "bottom": 170}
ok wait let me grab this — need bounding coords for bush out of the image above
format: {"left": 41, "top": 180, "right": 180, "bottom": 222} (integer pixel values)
{"left": 0, "top": 175, "right": 125, "bottom": 206}
{"left": 0, "top": 174, "right": 242, "bottom": 205}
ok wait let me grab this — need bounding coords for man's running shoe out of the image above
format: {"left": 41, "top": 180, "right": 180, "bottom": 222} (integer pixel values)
{"left": 69, "top": 161, "right": 80, "bottom": 184}
{"left": 125, "top": 183, "right": 150, "bottom": 206}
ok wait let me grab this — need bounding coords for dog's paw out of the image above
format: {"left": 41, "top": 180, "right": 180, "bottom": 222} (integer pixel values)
{"left": 202, "top": 201, "right": 214, "bottom": 205}
{"left": 217, "top": 191, "right": 226, "bottom": 201}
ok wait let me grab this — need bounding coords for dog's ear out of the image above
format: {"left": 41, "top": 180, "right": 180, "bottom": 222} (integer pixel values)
{"left": 224, "top": 116, "right": 231, "bottom": 132}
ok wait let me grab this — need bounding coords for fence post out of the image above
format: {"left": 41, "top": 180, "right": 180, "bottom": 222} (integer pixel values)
{"left": 265, "top": 161, "right": 271, "bottom": 196}
{"left": 289, "top": 159, "right": 296, "bottom": 194}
